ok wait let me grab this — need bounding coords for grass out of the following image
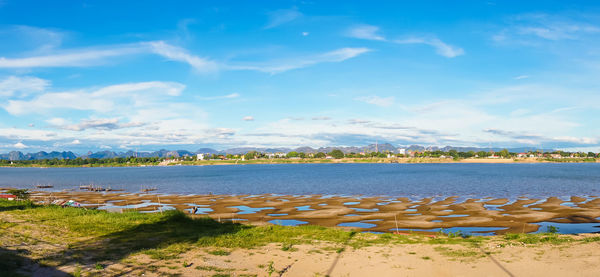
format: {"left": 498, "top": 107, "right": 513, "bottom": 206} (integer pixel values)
{"left": 195, "top": 265, "right": 232, "bottom": 272}
{"left": 208, "top": 249, "right": 231, "bottom": 256}
{"left": 434, "top": 246, "right": 482, "bottom": 260}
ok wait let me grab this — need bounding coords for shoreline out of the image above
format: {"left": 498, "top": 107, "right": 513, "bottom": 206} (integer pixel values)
{"left": 1, "top": 157, "right": 598, "bottom": 168}
{"left": 17, "top": 190, "right": 600, "bottom": 235}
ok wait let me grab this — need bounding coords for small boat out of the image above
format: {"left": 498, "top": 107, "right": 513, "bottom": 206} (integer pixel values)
{"left": 36, "top": 185, "right": 54, "bottom": 188}
{"left": 141, "top": 186, "right": 157, "bottom": 193}
{"left": 79, "top": 185, "right": 93, "bottom": 190}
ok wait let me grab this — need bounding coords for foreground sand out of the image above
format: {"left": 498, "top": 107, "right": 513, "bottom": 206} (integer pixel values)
{"left": 131, "top": 238, "right": 600, "bottom": 277}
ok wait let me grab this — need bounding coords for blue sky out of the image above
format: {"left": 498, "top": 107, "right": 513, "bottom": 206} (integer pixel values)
{"left": 1, "top": 0, "right": 600, "bottom": 152}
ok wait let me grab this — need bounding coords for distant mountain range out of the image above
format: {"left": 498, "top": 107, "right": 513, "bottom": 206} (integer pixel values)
{"left": 0, "top": 144, "right": 554, "bottom": 161}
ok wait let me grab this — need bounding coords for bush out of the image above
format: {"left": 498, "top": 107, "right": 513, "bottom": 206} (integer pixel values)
{"left": 7, "top": 189, "right": 29, "bottom": 200}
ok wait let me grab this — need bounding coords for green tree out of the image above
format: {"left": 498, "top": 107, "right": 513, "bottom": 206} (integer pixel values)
{"left": 244, "top": 151, "right": 257, "bottom": 160}
{"left": 315, "top": 152, "right": 326, "bottom": 158}
{"left": 329, "top": 149, "right": 344, "bottom": 159}
{"left": 498, "top": 149, "right": 510, "bottom": 158}
{"left": 286, "top": 151, "right": 299, "bottom": 158}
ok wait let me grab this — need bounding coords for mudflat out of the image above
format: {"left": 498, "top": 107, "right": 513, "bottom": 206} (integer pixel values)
{"left": 24, "top": 190, "right": 600, "bottom": 234}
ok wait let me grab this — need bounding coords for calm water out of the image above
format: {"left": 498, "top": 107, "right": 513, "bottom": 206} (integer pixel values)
{"left": 1, "top": 163, "right": 600, "bottom": 198}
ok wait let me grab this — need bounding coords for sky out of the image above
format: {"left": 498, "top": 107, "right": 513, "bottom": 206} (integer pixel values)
{"left": 1, "top": 0, "right": 600, "bottom": 153}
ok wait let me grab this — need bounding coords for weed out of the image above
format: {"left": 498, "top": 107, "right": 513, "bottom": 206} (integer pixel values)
{"left": 266, "top": 261, "right": 276, "bottom": 277}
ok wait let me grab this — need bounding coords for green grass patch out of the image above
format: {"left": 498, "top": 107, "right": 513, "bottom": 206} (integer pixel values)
{"left": 207, "top": 249, "right": 231, "bottom": 256}
{"left": 195, "top": 265, "right": 232, "bottom": 272}
{"left": 503, "top": 233, "right": 574, "bottom": 244}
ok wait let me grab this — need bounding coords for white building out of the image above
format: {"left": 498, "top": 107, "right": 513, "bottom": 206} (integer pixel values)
{"left": 196, "top": 153, "right": 205, "bottom": 160}
{"left": 397, "top": 148, "right": 406, "bottom": 155}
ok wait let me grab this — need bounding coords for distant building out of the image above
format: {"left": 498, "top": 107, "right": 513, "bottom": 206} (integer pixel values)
{"left": 197, "top": 153, "right": 205, "bottom": 160}
{"left": 397, "top": 148, "right": 406, "bottom": 155}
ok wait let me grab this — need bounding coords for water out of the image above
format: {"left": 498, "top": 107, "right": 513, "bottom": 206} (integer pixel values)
{"left": 533, "top": 222, "right": 600, "bottom": 234}
{"left": 390, "top": 227, "right": 508, "bottom": 236}
{"left": 1, "top": 163, "right": 600, "bottom": 198}
{"left": 338, "top": 222, "right": 377, "bottom": 228}
{"left": 268, "top": 219, "right": 308, "bottom": 226}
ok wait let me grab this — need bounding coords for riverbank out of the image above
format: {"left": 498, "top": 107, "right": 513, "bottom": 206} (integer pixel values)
{"left": 1, "top": 200, "right": 599, "bottom": 276}
{"left": 13, "top": 190, "right": 600, "bottom": 235}
{"left": 2, "top": 157, "right": 598, "bottom": 168}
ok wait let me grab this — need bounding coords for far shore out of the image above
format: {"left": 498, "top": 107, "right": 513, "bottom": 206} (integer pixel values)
{"left": 1, "top": 157, "right": 598, "bottom": 168}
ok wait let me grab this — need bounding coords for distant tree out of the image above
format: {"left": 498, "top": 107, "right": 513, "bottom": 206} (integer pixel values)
{"left": 498, "top": 149, "right": 510, "bottom": 158}
{"left": 244, "top": 151, "right": 257, "bottom": 160}
{"left": 315, "top": 152, "right": 326, "bottom": 158}
{"left": 329, "top": 149, "right": 344, "bottom": 159}
{"left": 298, "top": 152, "right": 306, "bottom": 158}
{"left": 286, "top": 151, "right": 299, "bottom": 158}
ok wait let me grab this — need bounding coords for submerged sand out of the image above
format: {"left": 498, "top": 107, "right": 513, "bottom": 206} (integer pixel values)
{"left": 15, "top": 189, "right": 600, "bottom": 234}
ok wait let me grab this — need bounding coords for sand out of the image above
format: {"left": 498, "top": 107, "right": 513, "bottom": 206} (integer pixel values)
{"left": 16, "top": 189, "right": 600, "bottom": 235}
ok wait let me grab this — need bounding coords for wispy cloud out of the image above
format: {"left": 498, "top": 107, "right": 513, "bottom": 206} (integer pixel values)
{"left": 228, "top": 47, "right": 371, "bottom": 74}
{"left": 146, "top": 41, "right": 219, "bottom": 73}
{"left": 0, "top": 45, "right": 143, "bottom": 68}
{"left": 0, "top": 39, "right": 368, "bottom": 75}
{"left": 198, "top": 93, "right": 240, "bottom": 100}
{"left": 354, "top": 95, "right": 395, "bottom": 107}
{"left": 48, "top": 118, "right": 146, "bottom": 131}
{"left": 514, "top": 75, "right": 529, "bottom": 80}
{"left": 494, "top": 13, "right": 600, "bottom": 43}
{"left": 0, "top": 76, "right": 49, "bottom": 97}
{"left": 394, "top": 37, "right": 464, "bottom": 58}
{"left": 346, "top": 24, "right": 386, "bottom": 41}
{"left": 242, "top": 116, "right": 254, "bottom": 121}
{"left": 265, "top": 8, "right": 302, "bottom": 29}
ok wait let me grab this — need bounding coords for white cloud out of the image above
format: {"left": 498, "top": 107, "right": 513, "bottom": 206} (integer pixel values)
{"left": 395, "top": 37, "right": 464, "bottom": 58}
{"left": 229, "top": 47, "right": 371, "bottom": 74}
{"left": 5, "top": 25, "right": 65, "bottom": 52}
{"left": 302, "top": 32, "right": 310, "bottom": 36}
{"left": 146, "top": 41, "right": 219, "bottom": 73}
{"left": 70, "top": 139, "right": 81, "bottom": 145}
{"left": 347, "top": 25, "right": 386, "bottom": 41}
{"left": 243, "top": 116, "right": 254, "bottom": 121}
{"left": 494, "top": 13, "right": 600, "bottom": 44}
{"left": 355, "top": 95, "right": 395, "bottom": 107}
{"left": 4, "top": 81, "right": 185, "bottom": 115}
{"left": 13, "top": 142, "right": 27, "bottom": 149}
{"left": 0, "top": 45, "right": 142, "bottom": 68}
{"left": 0, "top": 76, "right": 49, "bottom": 97}
{"left": 265, "top": 8, "right": 302, "bottom": 29}
{"left": 49, "top": 118, "right": 146, "bottom": 131}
